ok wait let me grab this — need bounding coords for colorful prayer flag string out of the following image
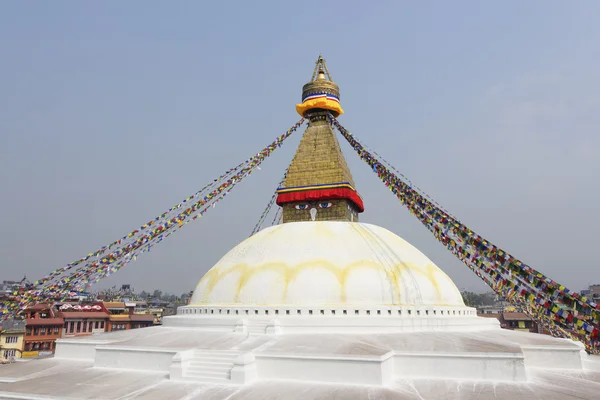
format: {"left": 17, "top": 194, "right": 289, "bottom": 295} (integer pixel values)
{"left": 0, "top": 118, "right": 305, "bottom": 321}
{"left": 329, "top": 114, "right": 599, "bottom": 354}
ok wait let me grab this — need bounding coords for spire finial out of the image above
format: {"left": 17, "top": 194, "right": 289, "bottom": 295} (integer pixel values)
{"left": 311, "top": 54, "right": 333, "bottom": 82}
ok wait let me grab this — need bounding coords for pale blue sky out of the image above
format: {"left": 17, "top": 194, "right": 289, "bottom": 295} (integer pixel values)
{"left": 1, "top": 2, "right": 599, "bottom": 294}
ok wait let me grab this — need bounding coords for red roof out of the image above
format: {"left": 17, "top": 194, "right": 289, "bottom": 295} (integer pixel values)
{"left": 26, "top": 318, "right": 64, "bottom": 326}
{"left": 60, "top": 312, "right": 109, "bottom": 319}
{"left": 477, "top": 313, "right": 501, "bottom": 319}
{"left": 27, "top": 304, "right": 53, "bottom": 311}
{"left": 502, "top": 312, "right": 533, "bottom": 321}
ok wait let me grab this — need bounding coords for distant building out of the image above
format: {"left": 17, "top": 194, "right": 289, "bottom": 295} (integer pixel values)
{"left": 477, "top": 311, "right": 540, "bottom": 334}
{"left": 102, "top": 302, "right": 154, "bottom": 331}
{"left": 58, "top": 303, "right": 110, "bottom": 337}
{"left": 23, "top": 304, "right": 63, "bottom": 357}
{"left": 501, "top": 312, "right": 539, "bottom": 333}
{"left": 0, "top": 319, "right": 25, "bottom": 363}
{"left": 588, "top": 285, "right": 600, "bottom": 301}
{"left": 0, "top": 276, "right": 30, "bottom": 298}
{"left": 476, "top": 305, "right": 504, "bottom": 314}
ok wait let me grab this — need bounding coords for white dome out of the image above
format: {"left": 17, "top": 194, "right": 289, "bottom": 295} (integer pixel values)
{"left": 190, "top": 222, "right": 465, "bottom": 307}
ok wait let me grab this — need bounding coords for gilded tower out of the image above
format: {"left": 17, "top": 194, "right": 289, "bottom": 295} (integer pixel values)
{"left": 276, "top": 56, "right": 364, "bottom": 223}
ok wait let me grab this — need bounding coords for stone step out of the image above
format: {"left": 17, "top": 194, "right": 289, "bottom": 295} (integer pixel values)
{"left": 185, "top": 370, "right": 229, "bottom": 380}
{"left": 190, "top": 355, "right": 238, "bottom": 363}
{"left": 187, "top": 365, "right": 231, "bottom": 375}
{"left": 183, "top": 375, "right": 234, "bottom": 384}
{"left": 188, "top": 360, "right": 233, "bottom": 368}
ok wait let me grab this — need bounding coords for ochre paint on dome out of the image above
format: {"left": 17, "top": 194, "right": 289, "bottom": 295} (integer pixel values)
{"left": 191, "top": 222, "right": 465, "bottom": 307}
{"left": 194, "top": 259, "right": 453, "bottom": 306}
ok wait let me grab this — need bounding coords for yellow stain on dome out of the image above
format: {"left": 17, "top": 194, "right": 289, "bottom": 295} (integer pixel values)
{"left": 194, "top": 258, "right": 459, "bottom": 306}
{"left": 313, "top": 223, "right": 341, "bottom": 239}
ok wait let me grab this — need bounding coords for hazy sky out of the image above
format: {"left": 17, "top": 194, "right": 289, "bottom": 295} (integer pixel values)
{"left": 1, "top": 2, "right": 599, "bottom": 296}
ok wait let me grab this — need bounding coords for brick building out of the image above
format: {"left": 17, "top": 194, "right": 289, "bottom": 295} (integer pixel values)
{"left": 23, "top": 304, "right": 63, "bottom": 356}
{"left": 477, "top": 311, "right": 540, "bottom": 333}
{"left": 58, "top": 303, "right": 110, "bottom": 337}
{"left": 103, "top": 302, "right": 154, "bottom": 331}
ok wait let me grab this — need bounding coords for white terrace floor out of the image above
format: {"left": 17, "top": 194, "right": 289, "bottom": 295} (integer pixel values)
{"left": 1, "top": 323, "right": 599, "bottom": 400}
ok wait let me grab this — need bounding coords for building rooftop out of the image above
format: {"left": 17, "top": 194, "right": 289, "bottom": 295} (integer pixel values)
{"left": 0, "top": 319, "right": 25, "bottom": 332}
{"left": 60, "top": 311, "right": 109, "bottom": 319}
{"left": 503, "top": 312, "right": 534, "bottom": 321}
{"left": 103, "top": 302, "right": 126, "bottom": 309}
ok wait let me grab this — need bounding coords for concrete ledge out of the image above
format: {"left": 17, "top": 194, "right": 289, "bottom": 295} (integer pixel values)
{"left": 582, "top": 353, "right": 600, "bottom": 371}
{"left": 393, "top": 351, "right": 527, "bottom": 381}
{"left": 164, "top": 313, "right": 499, "bottom": 334}
{"left": 54, "top": 339, "right": 114, "bottom": 361}
{"left": 255, "top": 351, "right": 394, "bottom": 385}
{"left": 521, "top": 345, "right": 583, "bottom": 369}
{"left": 94, "top": 345, "right": 179, "bottom": 372}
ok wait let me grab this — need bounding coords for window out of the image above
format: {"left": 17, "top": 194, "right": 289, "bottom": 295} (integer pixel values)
{"left": 309, "top": 310, "right": 313, "bottom": 315}
{"left": 95, "top": 321, "right": 99, "bottom": 329}
{"left": 343, "top": 310, "right": 347, "bottom": 315}
{"left": 286, "top": 310, "right": 290, "bottom": 315}
{"left": 4, "top": 350, "right": 16, "bottom": 359}
{"left": 100, "top": 321, "right": 105, "bottom": 329}
{"left": 366, "top": 310, "right": 371, "bottom": 315}
{"left": 5, "top": 336, "right": 18, "bottom": 344}
{"left": 355, "top": 310, "right": 359, "bottom": 315}
{"left": 320, "top": 310, "right": 324, "bottom": 315}
{"left": 26, "top": 328, "right": 31, "bottom": 336}
{"left": 82, "top": 322, "right": 87, "bottom": 332}
{"left": 40, "top": 327, "right": 47, "bottom": 335}
{"left": 76, "top": 321, "right": 81, "bottom": 332}
{"left": 54, "top": 327, "right": 59, "bottom": 334}
{"left": 33, "top": 328, "right": 39, "bottom": 335}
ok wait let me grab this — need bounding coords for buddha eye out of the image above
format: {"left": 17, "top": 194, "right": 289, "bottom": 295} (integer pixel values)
{"left": 318, "top": 202, "right": 333, "bottom": 209}
{"left": 294, "top": 204, "right": 309, "bottom": 210}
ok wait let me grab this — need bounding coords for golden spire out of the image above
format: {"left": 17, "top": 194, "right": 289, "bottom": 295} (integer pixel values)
{"left": 296, "top": 55, "right": 344, "bottom": 117}
{"left": 311, "top": 55, "right": 333, "bottom": 81}
{"left": 277, "top": 56, "right": 363, "bottom": 223}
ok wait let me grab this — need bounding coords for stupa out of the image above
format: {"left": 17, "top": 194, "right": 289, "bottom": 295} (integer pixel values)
{"left": 1, "top": 56, "right": 599, "bottom": 400}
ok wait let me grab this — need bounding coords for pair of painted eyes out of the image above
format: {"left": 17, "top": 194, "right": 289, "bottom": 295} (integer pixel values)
{"left": 294, "top": 202, "right": 333, "bottom": 210}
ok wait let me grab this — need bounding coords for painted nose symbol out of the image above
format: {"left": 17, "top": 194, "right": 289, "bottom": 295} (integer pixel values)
{"left": 310, "top": 208, "right": 317, "bottom": 221}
